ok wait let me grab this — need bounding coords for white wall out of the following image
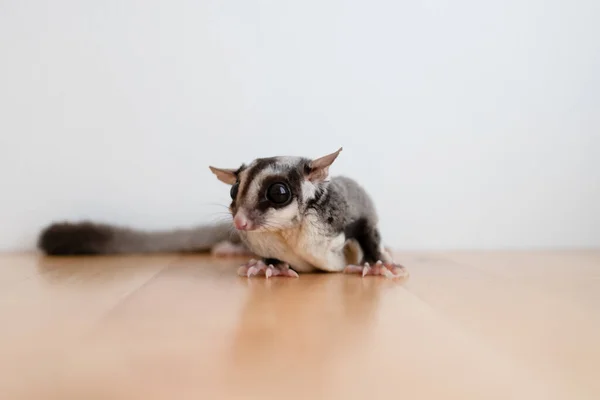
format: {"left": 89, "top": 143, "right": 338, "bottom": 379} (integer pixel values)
{"left": 1, "top": 0, "right": 599, "bottom": 252}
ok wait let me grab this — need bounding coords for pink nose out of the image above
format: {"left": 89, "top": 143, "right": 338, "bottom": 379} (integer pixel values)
{"left": 233, "top": 214, "right": 250, "bottom": 230}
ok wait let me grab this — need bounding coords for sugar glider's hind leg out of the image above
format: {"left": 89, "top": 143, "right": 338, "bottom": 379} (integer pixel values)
{"left": 343, "top": 221, "right": 408, "bottom": 279}
{"left": 211, "top": 240, "right": 254, "bottom": 257}
{"left": 344, "top": 260, "right": 407, "bottom": 279}
{"left": 237, "top": 258, "right": 299, "bottom": 278}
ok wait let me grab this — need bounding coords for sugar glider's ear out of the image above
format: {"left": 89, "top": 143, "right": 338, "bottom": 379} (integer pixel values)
{"left": 209, "top": 166, "right": 237, "bottom": 185}
{"left": 306, "top": 147, "right": 343, "bottom": 182}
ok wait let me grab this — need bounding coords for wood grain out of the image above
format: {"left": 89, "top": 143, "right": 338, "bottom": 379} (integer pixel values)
{"left": 0, "top": 251, "right": 598, "bottom": 399}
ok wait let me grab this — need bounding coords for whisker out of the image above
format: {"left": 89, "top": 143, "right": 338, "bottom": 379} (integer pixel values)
{"left": 205, "top": 212, "right": 234, "bottom": 226}
{"left": 199, "top": 202, "right": 231, "bottom": 208}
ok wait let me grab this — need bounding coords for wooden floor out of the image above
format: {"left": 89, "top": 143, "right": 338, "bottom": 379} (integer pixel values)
{"left": 0, "top": 251, "right": 599, "bottom": 399}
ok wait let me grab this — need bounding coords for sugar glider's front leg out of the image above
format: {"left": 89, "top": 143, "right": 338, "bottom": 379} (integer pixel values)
{"left": 237, "top": 258, "right": 299, "bottom": 278}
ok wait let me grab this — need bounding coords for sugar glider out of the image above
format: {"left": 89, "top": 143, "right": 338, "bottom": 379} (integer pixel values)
{"left": 37, "top": 148, "right": 407, "bottom": 279}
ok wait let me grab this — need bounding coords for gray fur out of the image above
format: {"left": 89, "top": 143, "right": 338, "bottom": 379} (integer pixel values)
{"left": 225, "top": 154, "right": 387, "bottom": 270}
{"left": 37, "top": 220, "right": 240, "bottom": 255}
{"left": 307, "top": 176, "right": 379, "bottom": 234}
{"left": 37, "top": 149, "right": 388, "bottom": 271}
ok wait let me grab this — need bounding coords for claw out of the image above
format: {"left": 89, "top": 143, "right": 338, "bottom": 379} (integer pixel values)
{"left": 362, "top": 265, "right": 369, "bottom": 277}
{"left": 238, "top": 259, "right": 259, "bottom": 276}
{"left": 288, "top": 269, "right": 299, "bottom": 278}
{"left": 266, "top": 266, "right": 273, "bottom": 279}
{"left": 380, "top": 267, "right": 394, "bottom": 278}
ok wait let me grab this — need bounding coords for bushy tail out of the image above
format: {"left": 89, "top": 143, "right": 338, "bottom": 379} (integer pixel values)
{"left": 37, "top": 220, "right": 238, "bottom": 255}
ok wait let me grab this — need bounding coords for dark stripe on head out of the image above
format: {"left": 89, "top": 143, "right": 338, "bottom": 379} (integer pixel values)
{"left": 231, "top": 156, "right": 314, "bottom": 227}
{"left": 306, "top": 185, "right": 327, "bottom": 209}
{"left": 228, "top": 164, "right": 248, "bottom": 211}
{"left": 235, "top": 164, "right": 247, "bottom": 175}
{"left": 238, "top": 157, "right": 279, "bottom": 201}
{"left": 255, "top": 169, "right": 304, "bottom": 212}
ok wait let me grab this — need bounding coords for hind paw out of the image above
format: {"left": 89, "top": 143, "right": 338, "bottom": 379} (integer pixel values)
{"left": 211, "top": 241, "right": 253, "bottom": 257}
{"left": 343, "top": 261, "right": 408, "bottom": 279}
{"left": 237, "top": 259, "right": 299, "bottom": 278}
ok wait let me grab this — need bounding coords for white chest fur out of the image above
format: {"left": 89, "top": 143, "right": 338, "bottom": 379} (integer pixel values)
{"left": 240, "top": 212, "right": 348, "bottom": 273}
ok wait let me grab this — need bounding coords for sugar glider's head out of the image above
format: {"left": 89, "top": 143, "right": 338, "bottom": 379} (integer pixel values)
{"left": 209, "top": 148, "right": 342, "bottom": 232}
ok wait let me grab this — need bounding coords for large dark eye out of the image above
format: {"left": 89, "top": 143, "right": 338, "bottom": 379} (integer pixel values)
{"left": 230, "top": 182, "right": 239, "bottom": 199}
{"left": 266, "top": 183, "right": 291, "bottom": 205}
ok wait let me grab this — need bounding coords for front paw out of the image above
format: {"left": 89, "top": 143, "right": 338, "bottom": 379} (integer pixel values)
{"left": 237, "top": 259, "right": 299, "bottom": 278}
